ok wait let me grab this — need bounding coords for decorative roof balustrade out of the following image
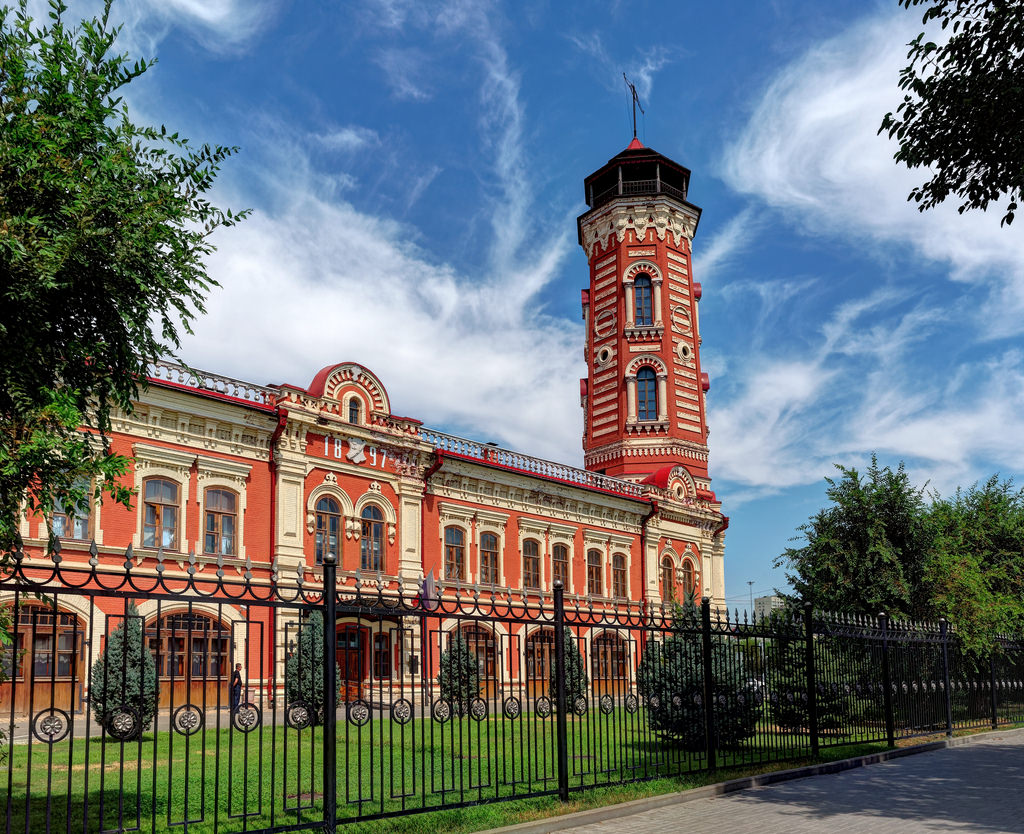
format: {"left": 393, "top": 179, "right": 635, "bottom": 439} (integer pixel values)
{"left": 148, "top": 359, "right": 276, "bottom": 407}
{"left": 419, "top": 427, "right": 649, "bottom": 500}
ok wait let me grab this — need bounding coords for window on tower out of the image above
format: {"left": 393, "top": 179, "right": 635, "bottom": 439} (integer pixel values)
{"left": 634, "top": 274, "right": 653, "bottom": 326}
{"left": 637, "top": 366, "right": 657, "bottom": 421}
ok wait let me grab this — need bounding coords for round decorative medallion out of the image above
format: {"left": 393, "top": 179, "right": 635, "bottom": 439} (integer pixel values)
{"left": 286, "top": 701, "right": 312, "bottom": 731}
{"left": 390, "top": 698, "right": 412, "bottom": 725}
{"left": 232, "top": 702, "right": 261, "bottom": 733}
{"left": 594, "top": 309, "right": 616, "bottom": 338}
{"left": 535, "top": 696, "right": 552, "bottom": 718}
{"left": 624, "top": 694, "right": 639, "bottom": 714}
{"left": 349, "top": 699, "right": 372, "bottom": 726}
{"left": 32, "top": 708, "right": 71, "bottom": 744}
{"left": 599, "top": 695, "right": 614, "bottom": 715}
{"left": 431, "top": 699, "right": 452, "bottom": 724}
{"left": 172, "top": 704, "right": 204, "bottom": 736}
{"left": 469, "top": 697, "right": 488, "bottom": 721}
{"left": 648, "top": 694, "right": 661, "bottom": 711}
{"left": 572, "top": 696, "right": 588, "bottom": 717}
{"left": 503, "top": 696, "right": 521, "bottom": 720}
{"left": 106, "top": 706, "right": 140, "bottom": 741}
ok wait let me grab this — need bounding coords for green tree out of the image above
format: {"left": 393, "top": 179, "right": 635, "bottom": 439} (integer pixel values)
{"left": 284, "top": 610, "right": 341, "bottom": 726}
{"left": 880, "top": 0, "right": 1024, "bottom": 226}
{"left": 549, "top": 627, "right": 588, "bottom": 707}
{"left": 775, "top": 456, "right": 930, "bottom": 620}
{"left": 437, "top": 632, "right": 480, "bottom": 716}
{"left": 0, "top": 0, "right": 246, "bottom": 555}
{"left": 90, "top": 603, "right": 159, "bottom": 740}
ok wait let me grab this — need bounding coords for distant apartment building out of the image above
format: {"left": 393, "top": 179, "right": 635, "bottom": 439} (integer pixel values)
{"left": 755, "top": 594, "right": 785, "bottom": 620}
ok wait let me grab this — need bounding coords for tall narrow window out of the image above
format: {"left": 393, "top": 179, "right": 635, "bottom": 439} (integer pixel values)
{"left": 522, "top": 539, "right": 541, "bottom": 589}
{"left": 553, "top": 543, "right": 569, "bottom": 589}
{"left": 53, "top": 482, "right": 90, "bottom": 540}
{"left": 634, "top": 274, "right": 653, "bottom": 326}
{"left": 637, "top": 366, "right": 657, "bottom": 421}
{"left": 661, "top": 556, "right": 675, "bottom": 602}
{"left": 348, "top": 398, "right": 361, "bottom": 424}
{"left": 444, "top": 526, "right": 465, "bottom": 580}
{"left": 143, "top": 478, "right": 179, "bottom": 549}
{"left": 360, "top": 505, "right": 385, "bottom": 571}
{"left": 315, "top": 496, "right": 341, "bottom": 565}
{"left": 480, "top": 532, "right": 499, "bottom": 585}
{"left": 372, "top": 633, "right": 391, "bottom": 679}
{"left": 612, "top": 554, "right": 627, "bottom": 599}
{"left": 204, "top": 488, "right": 237, "bottom": 556}
{"left": 587, "top": 549, "right": 603, "bottom": 596}
{"left": 681, "top": 559, "right": 695, "bottom": 595}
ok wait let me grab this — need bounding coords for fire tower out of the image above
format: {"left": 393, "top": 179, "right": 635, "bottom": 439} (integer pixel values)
{"left": 577, "top": 138, "right": 712, "bottom": 492}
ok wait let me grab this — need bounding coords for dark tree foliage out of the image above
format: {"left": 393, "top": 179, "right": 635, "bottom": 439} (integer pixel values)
{"left": 549, "top": 627, "right": 588, "bottom": 706}
{"left": 284, "top": 611, "right": 341, "bottom": 725}
{"left": 637, "top": 599, "right": 759, "bottom": 751}
{"left": 0, "top": 0, "right": 246, "bottom": 554}
{"left": 880, "top": 0, "right": 1024, "bottom": 226}
{"left": 437, "top": 632, "right": 480, "bottom": 716}
{"left": 775, "top": 456, "right": 930, "bottom": 621}
{"left": 90, "top": 603, "right": 159, "bottom": 739}
{"left": 767, "top": 633, "right": 857, "bottom": 735}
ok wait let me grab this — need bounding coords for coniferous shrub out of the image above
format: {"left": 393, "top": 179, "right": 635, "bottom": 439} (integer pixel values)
{"left": 284, "top": 610, "right": 341, "bottom": 726}
{"left": 637, "top": 600, "right": 759, "bottom": 750}
{"left": 549, "top": 627, "right": 588, "bottom": 707}
{"left": 90, "top": 603, "right": 159, "bottom": 740}
{"left": 437, "top": 632, "right": 480, "bottom": 716}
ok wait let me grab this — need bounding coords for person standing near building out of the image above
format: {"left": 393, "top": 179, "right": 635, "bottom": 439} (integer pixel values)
{"left": 230, "top": 663, "right": 243, "bottom": 712}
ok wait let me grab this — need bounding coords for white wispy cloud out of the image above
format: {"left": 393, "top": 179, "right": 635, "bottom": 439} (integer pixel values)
{"left": 312, "top": 126, "right": 380, "bottom": 153}
{"left": 374, "top": 47, "right": 434, "bottom": 101}
{"left": 568, "top": 31, "right": 673, "bottom": 101}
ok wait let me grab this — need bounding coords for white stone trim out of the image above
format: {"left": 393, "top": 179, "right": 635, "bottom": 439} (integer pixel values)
{"left": 131, "top": 443, "right": 195, "bottom": 552}
{"left": 196, "top": 455, "right": 252, "bottom": 559}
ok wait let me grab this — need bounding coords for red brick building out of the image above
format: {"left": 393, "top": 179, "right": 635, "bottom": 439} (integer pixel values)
{"left": 7, "top": 139, "right": 726, "bottom": 713}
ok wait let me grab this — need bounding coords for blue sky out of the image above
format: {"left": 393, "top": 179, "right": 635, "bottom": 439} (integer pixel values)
{"left": 46, "top": 0, "right": 1024, "bottom": 612}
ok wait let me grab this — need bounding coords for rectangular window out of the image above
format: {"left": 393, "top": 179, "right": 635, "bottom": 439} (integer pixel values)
{"left": 143, "top": 478, "right": 179, "bottom": 550}
{"left": 587, "top": 550, "right": 603, "bottom": 596}
{"left": 53, "top": 483, "right": 91, "bottom": 540}
{"left": 553, "top": 544, "right": 569, "bottom": 589}
{"left": 480, "top": 532, "right": 499, "bottom": 585}
{"left": 523, "top": 540, "right": 540, "bottom": 589}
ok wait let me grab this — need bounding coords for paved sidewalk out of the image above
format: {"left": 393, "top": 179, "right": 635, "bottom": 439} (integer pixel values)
{"left": 556, "top": 730, "right": 1024, "bottom": 834}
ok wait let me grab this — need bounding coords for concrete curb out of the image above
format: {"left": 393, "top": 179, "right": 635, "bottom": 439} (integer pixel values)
{"left": 475, "top": 726, "right": 1024, "bottom": 834}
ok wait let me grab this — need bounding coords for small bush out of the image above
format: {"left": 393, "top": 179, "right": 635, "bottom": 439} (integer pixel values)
{"left": 90, "top": 603, "right": 159, "bottom": 739}
{"left": 549, "top": 627, "right": 588, "bottom": 707}
{"left": 438, "top": 632, "right": 480, "bottom": 715}
{"left": 284, "top": 610, "right": 341, "bottom": 725}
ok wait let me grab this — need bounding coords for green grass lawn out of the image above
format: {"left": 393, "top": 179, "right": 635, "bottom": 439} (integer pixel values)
{"left": 1, "top": 706, "right": 1013, "bottom": 834}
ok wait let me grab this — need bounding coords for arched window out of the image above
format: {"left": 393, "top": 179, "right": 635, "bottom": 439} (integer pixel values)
{"left": 444, "top": 526, "right": 465, "bottom": 580}
{"left": 458, "top": 625, "right": 496, "bottom": 681}
{"left": 204, "top": 488, "right": 237, "bottom": 556}
{"left": 523, "top": 539, "right": 540, "bottom": 589}
{"left": 315, "top": 496, "right": 341, "bottom": 565}
{"left": 661, "top": 556, "right": 675, "bottom": 602}
{"left": 637, "top": 367, "right": 657, "bottom": 421}
{"left": 146, "top": 613, "right": 229, "bottom": 680}
{"left": 360, "top": 505, "right": 385, "bottom": 571}
{"left": 480, "top": 532, "right": 499, "bottom": 585}
{"left": 681, "top": 559, "right": 696, "bottom": 596}
{"left": 553, "top": 543, "right": 569, "bottom": 589}
{"left": 587, "top": 549, "right": 603, "bottom": 596}
{"left": 53, "top": 481, "right": 90, "bottom": 540}
{"left": 525, "top": 629, "right": 555, "bottom": 694}
{"left": 348, "top": 398, "right": 361, "bottom": 424}
{"left": 591, "top": 632, "right": 627, "bottom": 680}
{"left": 634, "top": 274, "right": 653, "bottom": 326}
{"left": 372, "top": 632, "right": 391, "bottom": 679}
{"left": 612, "top": 554, "right": 627, "bottom": 599}
{"left": 143, "top": 478, "right": 179, "bottom": 549}
{"left": 11, "top": 605, "right": 83, "bottom": 681}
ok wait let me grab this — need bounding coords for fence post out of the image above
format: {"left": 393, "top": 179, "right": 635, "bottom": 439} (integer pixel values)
{"left": 701, "top": 597, "right": 717, "bottom": 771}
{"left": 804, "top": 603, "right": 818, "bottom": 756}
{"left": 989, "top": 654, "right": 999, "bottom": 729}
{"left": 939, "top": 618, "right": 952, "bottom": 737}
{"left": 879, "top": 612, "right": 895, "bottom": 748}
{"left": 553, "top": 581, "right": 570, "bottom": 802}
{"left": 323, "top": 552, "right": 338, "bottom": 833}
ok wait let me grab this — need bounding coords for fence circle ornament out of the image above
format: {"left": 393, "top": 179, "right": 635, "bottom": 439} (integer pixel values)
{"left": 32, "top": 708, "right": 71, "bottom": 744}
{"left": 390, "top": 698, "right": 412, "bottom": 726}
{"left": 535, "top": 696, "right": 552, "bottom": 718}
{"left": 503, "top": 696, "right": 521, "bottom": 720}
{"left": 625, "top": 693, "right": 639, "bottom": 714}
{"left": 286, "top": 701, "right": 312, "bottom": 730}
{"left": 172, "top": 704, "right": 204, "bottom": 736}
{"left": 648, "top": 694, "right": 662, "bottom": 711}
{"left": 469, "top": 697, "right": 488, "bottom": 721}
{"left": 673, "top": 694, "right": 684, "bottom": 709}
{"left": 232, "top": 703, "right": 261, "bottom": 733}
{"left": 599, "top": 695, "right": 614, "bottom": 715}
{"left": 106, "top": 706, "right": 140, "bottom": 741}
{"left": 431, "top": 699, "right": 452, "bottom": 724}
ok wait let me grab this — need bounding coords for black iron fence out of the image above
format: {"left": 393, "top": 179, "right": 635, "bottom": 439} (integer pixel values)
{"left": 1, "top": 546, "right": 1023, "bottom": 833}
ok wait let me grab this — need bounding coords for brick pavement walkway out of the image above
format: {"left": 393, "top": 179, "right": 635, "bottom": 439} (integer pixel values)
{"left": 558, "top": 731, "right": 1024, "bottom": 834}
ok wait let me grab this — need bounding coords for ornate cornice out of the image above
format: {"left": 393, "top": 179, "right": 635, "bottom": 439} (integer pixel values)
{"left": 580, "top": 199, "right": 699, "bottom": 259}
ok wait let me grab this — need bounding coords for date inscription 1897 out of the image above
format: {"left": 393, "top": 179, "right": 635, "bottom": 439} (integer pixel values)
{"left": 320, "top": 435, "right": 388, "bottom": 469}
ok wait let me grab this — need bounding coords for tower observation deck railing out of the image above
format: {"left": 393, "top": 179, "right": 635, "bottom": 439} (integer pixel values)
{"left": 590, "top": 178, "right": 687, "bottom": 210}
{"left": 420, "top": 427, "right": 648, "bottom": 499}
